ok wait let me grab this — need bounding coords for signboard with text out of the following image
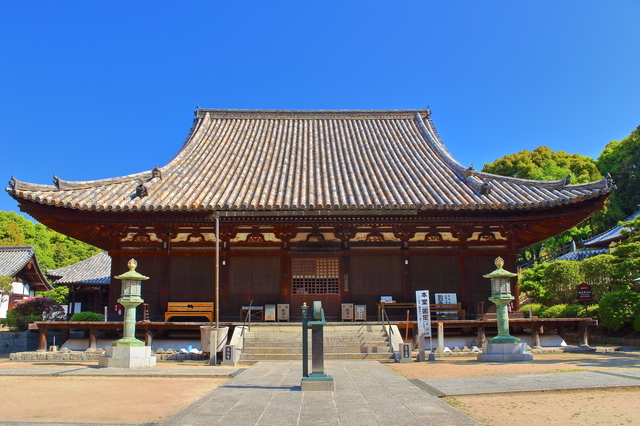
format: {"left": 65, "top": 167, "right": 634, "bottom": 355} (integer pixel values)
{"left": 415, "top": 290, "right": 431, "bottom": 337}
{"left": 578, "top": 283, "right": 592, "bottom": 303}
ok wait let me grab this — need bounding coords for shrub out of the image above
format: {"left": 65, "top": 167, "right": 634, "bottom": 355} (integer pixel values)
{"left": 70, "top": 311, "right": 104, "bottom": 321}
{"left": 4, "top": 297, "right": 66, "bottom": 331}
{"left": 562, "top": 304, "right": 586, "bottom": 318}
{"left": 598, "top": 290, "right": 640, "bottom": 331}
{"left": 519, "top": 303, "right": 546, "bottom": 318}
{"left": 586, "top": 304, "right": 599, "bottom": 319}
{"left": 543, "top": 261, "right": 585, "bottom": 304}
{"left": 540, "top": 304, "right": 568, "bottom": 318}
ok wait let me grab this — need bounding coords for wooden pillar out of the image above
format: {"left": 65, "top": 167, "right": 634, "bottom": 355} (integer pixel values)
{"left": 401, "top": 254, "right": 411, "bottom": 302}
{"left": 281, "top": 255, "right": 291, "bottom": 304}
{"left": 341, "top": 255, "right": 351, "bottom": 303}
{"left": 37, "top": 325, "right": 48, "bottom": 351}
{"left": 477, "top": 324, "right": 486, "bottom": 348}
{"left": 578, "top": 322, "right": 589, "bottom": 346}
{"left": 160, "top": 255, "right": 171, "bottom": 321}
{"left": 531, "top": 322, "right": 541, "bottom": 348}
{"left": 69, "top": 285, "right": 77, "bottom": 318}
{"left": 88, "top": 326, "right": 97, "bottom": 350}
{"left": 557, "top": 325, "right": 565, "bottom": 343}
{"left": 458, "top": 250, "right": 469, "bottom": 307}
{"left": 145, "top": 326, "right": 153, "bottom": 347}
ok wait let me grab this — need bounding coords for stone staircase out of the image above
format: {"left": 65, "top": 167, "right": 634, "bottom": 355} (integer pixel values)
{"left": 239, "top": 323, "right": 395, "bottom": 362}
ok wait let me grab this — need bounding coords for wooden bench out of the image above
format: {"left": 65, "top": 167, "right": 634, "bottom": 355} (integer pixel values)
{"left": 164, "top": 302, "right": 214, "bottom": 322}
{"left": 482, "top": 311, "right": 525, "bottom": 320}
{"left": 378, "top": 302, "right": 466, "bottom": 321}
{"left": 431, "top": 303, "right": 465, "bottom": 320}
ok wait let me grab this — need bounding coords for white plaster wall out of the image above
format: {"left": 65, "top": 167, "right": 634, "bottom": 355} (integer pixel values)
{"left": 0, "top": 281, "right": 31, "bottom": 319}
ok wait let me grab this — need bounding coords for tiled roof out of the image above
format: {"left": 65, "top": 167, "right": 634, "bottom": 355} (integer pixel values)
{"left": 47, "top": 251, "right": 111, "bottom": 286}
{"left": 0, "top": 246, "right": 37, "bottom": 277}
{"left": 583, "top": 209, "right": 640, "bottom": 247}
{"left": 0, "top": 246, "right": 52, "bottom": 290}
{"left": 7, "top": 109, "right": 613, "bottom": 213}
{"left": 551, "top": 248, "right": 609, "bottom": 262}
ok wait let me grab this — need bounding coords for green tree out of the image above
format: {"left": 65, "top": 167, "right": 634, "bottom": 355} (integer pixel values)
{"left": 0, "top": 275, "right": 13, "bottom": 309}
{"left": 598, "top": 290, "right": 640, "bottom": 332}
{"left": 519, "top": 263, "right": 550, "bottom": 303}
{"left": 483, "top": 146, "right": 602, "bottom": 184}
{"left": 596, "top": 126, "right": 640, "bottom": 222}
{"left": 609, "top": 216, "right": 640, "bottom": 287}
{"left": 483, "top": 146, "right": 606, "bottom": 262}
{"left": 0, "top": 211, "right": 100, "bottom": 271}
{"left": 4, "top": 297, "right": 66, "bottom": 331}
{"left": 579, "top": 254, "right": 617, "bottom": 300}
{"left": 35, "top": 286, "right": 69, "bottom": 305}
{"left": 543, "top": 260, "right": 585, "bottom": 304}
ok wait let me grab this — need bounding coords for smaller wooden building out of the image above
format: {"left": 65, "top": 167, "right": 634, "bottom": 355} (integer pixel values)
{"left": 0, "top": 246, "right": 52, "bottom": 318}
{"left": 47, "top": 251, "right": 111, "bottom": 316}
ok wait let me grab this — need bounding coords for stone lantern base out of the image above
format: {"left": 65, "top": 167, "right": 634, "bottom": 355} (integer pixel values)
{"left": 476, "top": 342, "right": 534, "bottom": 362}
{"left": 98, "top": 345, "right": 157, "bottom": 368}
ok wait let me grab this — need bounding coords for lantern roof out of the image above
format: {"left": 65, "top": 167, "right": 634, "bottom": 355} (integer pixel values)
{"left": 114, "top": 258, "right": 149, "bottom": 281}
{"left": 483, "top": 257, "right": 517, "bottom": 279}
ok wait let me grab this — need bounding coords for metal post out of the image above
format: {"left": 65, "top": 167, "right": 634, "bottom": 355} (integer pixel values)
{"left": 215, "top": 212, "right": 220, "bottom": 327}
{"left": 302, "top": 303, "right": 309, "bottom": 378}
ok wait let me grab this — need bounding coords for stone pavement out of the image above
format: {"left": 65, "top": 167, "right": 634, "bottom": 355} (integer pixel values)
{"left": 162, "top": 361, "right": 480, "bottom": 426}
{"left": 1, "top": 360, "right": 640, "bottom": 426}
{"left": 417, "top": 368, "right": 640, "bottom": 396}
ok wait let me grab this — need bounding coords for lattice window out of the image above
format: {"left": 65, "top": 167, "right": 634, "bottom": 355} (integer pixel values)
{"left": 292, "top": 258, "right": 339, "bottom": 294}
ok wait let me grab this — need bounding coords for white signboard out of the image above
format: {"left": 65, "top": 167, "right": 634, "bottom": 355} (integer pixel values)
{"left": 434, "top": 293, "right": 457, "bottom": 304}
{"left": 415, "top": 290, "right": 431, "bottom": 337}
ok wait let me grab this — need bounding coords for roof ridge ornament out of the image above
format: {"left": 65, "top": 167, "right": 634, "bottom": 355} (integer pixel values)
{"left": 53, "top": 175, "right": 60, "bottom": 189}
{"left": 151, "top": 165, "right": 162, "bottom": 180}
{"left": 135, "top": 181, "right": 148, "bottom": 198}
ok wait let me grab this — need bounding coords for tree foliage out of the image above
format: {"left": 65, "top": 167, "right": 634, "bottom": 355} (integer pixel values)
{"left": 483, "top": 146, "right": 606, "bottom": 262}
{"left": 0, "top": 275, "right": 13, "bottom": 306}
{"left": 598, "top": 290, "right": 640, "bottom": 332}
{"left": 483, "top": 146, "right": 602, "bottom": 184}
{"left": 0, "top": 211, "right": 100, "bottom": 272}
{"left": 596, "top": 126, "right": 640, "bottom": 224}
{"left": 609, "top": 216, "right": 640, "bottom": 287}
{"left": 4, "top": 297, "right": 66, "bottom": 331}
{"left": 35, "top": 286, "right": 69, "bottom": 305}
{"left": 519, "top": 263, "right": 550, "bottom": 303}
{"left": 543, "top": 261, "right": 585, "bottom": 305}
{"left": 579, "top": 255, "right": 617, "bottom": 300}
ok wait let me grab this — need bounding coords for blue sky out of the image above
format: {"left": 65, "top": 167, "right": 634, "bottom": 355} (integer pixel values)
{"left": 1, "top": 1, "right": 639, "bottom": 215}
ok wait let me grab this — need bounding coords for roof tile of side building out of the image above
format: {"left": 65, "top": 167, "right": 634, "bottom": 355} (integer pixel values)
{"left": 0, "top": 246, "right": 37, "bottom": 277}
{"left": 47, "top": 251, "right": 111, "bottom": 286}
{"left": 6, "top": 109, "right": 614, "bottom": 213}
{"left": 583, "top": 209, "right": 640, "bottom": 247}
{"left": 0, "top": 246, "right": 52, "bottom": 291}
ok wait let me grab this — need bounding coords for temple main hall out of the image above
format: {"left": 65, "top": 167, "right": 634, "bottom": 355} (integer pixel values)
{"left": 7, "top": 108, "right": 613, "bottom": 322}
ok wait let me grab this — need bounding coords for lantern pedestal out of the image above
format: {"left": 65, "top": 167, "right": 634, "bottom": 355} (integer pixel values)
{"left": 477, "top": 342, "right": 533, "bottom": 362}
{"left": 98, "top": 346, "right": 157, "bottom": 368}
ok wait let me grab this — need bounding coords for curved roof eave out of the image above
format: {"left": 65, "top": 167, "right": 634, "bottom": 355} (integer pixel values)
{"left": 6, "top": 108, "right": 614, "bottom": 214}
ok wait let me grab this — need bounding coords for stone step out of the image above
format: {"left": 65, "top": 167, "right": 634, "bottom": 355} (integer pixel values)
{"left": 244, "top": 325, "right": 386, "bottom": 333}
{"left": 243, "top": 352, "right": 394, "bottom": 361}
{"left": 243, "top": 336, "right": 389, "bottom": 343}
{"left": 243, "top": 346, "right": 391, "bottom": 358}
{"left": 239, "top": 323, "right": 394, "bottom": 361}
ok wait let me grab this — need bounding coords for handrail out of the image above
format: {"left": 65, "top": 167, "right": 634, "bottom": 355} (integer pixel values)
{"left": 380, "top": 305, "right": 398, "bottom": 361}
{"left": 240, "top": 300, "right": 253, "bottom": 349}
